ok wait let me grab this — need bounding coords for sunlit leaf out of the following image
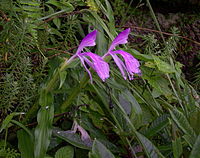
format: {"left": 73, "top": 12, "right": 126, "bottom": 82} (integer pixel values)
{"left": 153, "top": 56, "right": 175, "bottom": 73}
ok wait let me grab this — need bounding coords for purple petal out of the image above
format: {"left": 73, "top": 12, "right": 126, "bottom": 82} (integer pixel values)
{"left": 108, "top": 28, "right": 130, "bottom": 52}
{"left": 111, "top": 50, "right": 141, "bottom": 80}
{"left": 78, "top": 55, "right": 93, "bottom": 82}
{"left": 77, "top": 125, "right": 91, "bottom": 142}
{"left": 80, "top": 52, "right": 110, "bottom": 82}
{"left": 70, "top": 121, "right": 91, "bottom": 142}
{"left": 76, "top": 30, "right": 97, "bottom": 54}
{"left": 110, "top": 54, "right": 127, "bottom": 80}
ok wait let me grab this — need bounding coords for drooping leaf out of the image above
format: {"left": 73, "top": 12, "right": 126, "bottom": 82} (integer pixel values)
{"left": 53, "top": 128, "right": 92, "bottom": 150}
{"left": 169, "top": 109, "right": 196, "bottom": 146}
{"left": 0, "top": 112, "right": 24, "bottom": 133}
{"left": 53, "top": 18, "right": 61, "bottom": 29}
{"left": 136, "top": 132, "right": 165, "bottom": 158}
{"left": 55, "top": 146, "right": 74, "bottom": 158}
{"left": 46, "top": 0, "right": 74, "bottom": 11}
{"left": 143, "top": 114, "right": 169, "bottom": 137}
{"left": 89, "top": 139, "right": 115, "bottom": 158}
{"left": 95, "top": 0, "right": 115, "bottom": 31}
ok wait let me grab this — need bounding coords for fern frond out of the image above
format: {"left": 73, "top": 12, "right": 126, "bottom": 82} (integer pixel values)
{"left": 16, "top": 0, "right": 42, "bottom": 42}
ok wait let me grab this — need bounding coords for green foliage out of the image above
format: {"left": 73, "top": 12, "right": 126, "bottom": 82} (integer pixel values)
{"left": 0, "top": 0, "right": 199, "bottom": 158}
{"left": 0, "top": 147, "right": 20, "bottom": 158}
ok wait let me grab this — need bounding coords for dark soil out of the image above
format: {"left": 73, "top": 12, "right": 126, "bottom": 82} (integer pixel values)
{"left": 124, "top": 1, "right": 200, "bottom": 82}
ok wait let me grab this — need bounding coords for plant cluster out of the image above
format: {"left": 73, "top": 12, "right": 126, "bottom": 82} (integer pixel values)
{"left": 0, "top": 0, "right": 200, "bottom": 158}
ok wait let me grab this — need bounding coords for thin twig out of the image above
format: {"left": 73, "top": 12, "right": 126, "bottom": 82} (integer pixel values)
{"left": 24, "top": 104, "right": 89, "bottom": 128}
{"left": 46, "top": 46, "right": 77, "bottom": 58}
{"left": 122, "top": 25, "right": 200, "bottom": 46}
{"left": 0, "top": 11, "right": 9, "bottom": 22}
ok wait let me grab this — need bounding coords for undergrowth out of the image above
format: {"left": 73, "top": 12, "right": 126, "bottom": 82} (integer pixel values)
{"left": 0, "top": 0, "right": 200, "bottom": 158}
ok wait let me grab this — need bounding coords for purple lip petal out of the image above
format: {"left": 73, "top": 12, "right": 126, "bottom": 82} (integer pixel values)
{"left": 111, "top": 54, "right": 127, "bottom": 80}
{"left": 111, "top": 50, "right": 141, "bottom": 80}
{"left": 76, "top": 30, "right": 97, "bottom": 54}
{"left": 108, "top": 28, "right": 130, "bottom": 52}
{"left": 80, "top": 52, "right": 110, "bottom": 82}
{"left": 77, "top": 125, "right": 91, "bottom": 142}
{"left": 78, "top": 55, "right": 93, "bottom": 82}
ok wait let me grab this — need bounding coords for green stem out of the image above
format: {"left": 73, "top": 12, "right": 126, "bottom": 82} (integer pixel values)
{"left": 146, "top": 0, "right": 165, "bottom": 42}
{"left": 92, "top": 84, "right": 136, "bottom": 158}
{"left": 60, "top": 74, "right": 89, "bottom": 112}
{"left": 46, "top": 55, "right": 76, "bottom": 92}
{"left": 24, "top": 55, "right": 76, "bottom": 123}
{"left": 11, "top": 120, "right": 33, "bottom": 138}
{"left": 4, "top": 128, "right": 8, "bottom": 150}
{"left": 166, "top": 74, "right": 185, "bottom": 111}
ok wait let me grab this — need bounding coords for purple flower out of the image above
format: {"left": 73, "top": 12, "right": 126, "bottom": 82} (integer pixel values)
{"left": 103, "top": 28, "right": 141, "bottom": 80}
{"left": 76, "top": 30, "right": 97, "bottom": 54}
{"left": 74, "top": 30, "right": 109, "bottom": 82}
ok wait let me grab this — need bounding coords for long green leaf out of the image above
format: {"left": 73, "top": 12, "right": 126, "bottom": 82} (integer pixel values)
{"left": 94, "top": 0, "right": 116, "bottom": 34}
{"left": 172, "top": 137, "right": 183, "bottom": 158}
{"left": 119, "top": 90, "right": 143, "bottom": 129}
{"left": 136, "top": 132, "right": 165, "bottom": 158}
{"left": 53, "top": 128, "right": 92, "bottom": 150}
{"left": 34, "top": 105, "right": 54, "bottom": 158}
{"left": 11, "top": 120, "right": 33, "bottom": 137}
{"left": 0, "top": 112, "right": 24, "bottom": 133}
{"left": 143, "top": 114, "right": 169, "bottom": 137}
{"left": 169, "top": 109, "right": 196, "bottom": 146}
{"left": 88, "top": 11, "right": 114, "bottom": 40}
{"left": 17, "top": 130, "right": 34, "bottom": 158}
